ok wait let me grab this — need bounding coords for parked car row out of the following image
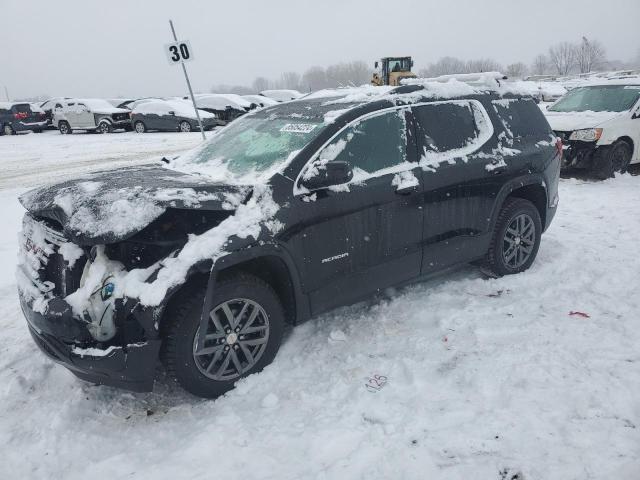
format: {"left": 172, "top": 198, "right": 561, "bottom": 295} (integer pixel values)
{"left": 0, "top": 89, "right": 303, "bottom": 136}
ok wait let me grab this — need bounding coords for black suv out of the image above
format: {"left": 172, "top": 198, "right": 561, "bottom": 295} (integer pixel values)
{"left": 17, "top": 83, "right": 560, "bottom": 398}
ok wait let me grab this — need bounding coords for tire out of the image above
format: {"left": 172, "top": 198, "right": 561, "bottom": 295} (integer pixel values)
{"left": 3, "top": 124, "right": 15, "bottom": 136}
{"left": 134, "top": 121, "right": 146, "bottom": 133}
{"left": 161, "top": 273, "right": 285, "bottom": 398}
{"left": 97, "top": 121, "right": 112, "bottom": 134}
{"left": 482, "top": 197, "right": 542, "bottom": 277}
{"left": 592, "top": 140, "right": 632, "bottom": 180}
{"left": 58, "top": 121, "right": 72, "bottom": 134}
{"left": 179, "top": 121, "right": 192, "bottom": 133}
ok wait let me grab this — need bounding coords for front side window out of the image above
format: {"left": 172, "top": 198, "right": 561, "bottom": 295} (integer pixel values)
{"left": 549, "top": 85, "right": 640, "bottom": 113}
{"left": 318, "top": 109, "right": 408, "bottom": 177}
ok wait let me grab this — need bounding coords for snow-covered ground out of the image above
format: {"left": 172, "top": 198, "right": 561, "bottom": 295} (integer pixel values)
{"left": 0, "top": 132, "right": 639, "bottom": 479}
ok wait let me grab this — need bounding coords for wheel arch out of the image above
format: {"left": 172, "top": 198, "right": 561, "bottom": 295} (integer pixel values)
{"left": 158, "top": 245, "right": 309, "bottom": 332}
{"left": 491, "top": 176, "right": 548, "bottom": 232}
{"left": 616, "top": 136, "right": 634, "bottom": 155}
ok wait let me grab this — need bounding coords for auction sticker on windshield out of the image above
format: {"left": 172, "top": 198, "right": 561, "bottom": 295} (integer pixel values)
{"left": 280, "top": 123, "right": 318, "bottom": 134}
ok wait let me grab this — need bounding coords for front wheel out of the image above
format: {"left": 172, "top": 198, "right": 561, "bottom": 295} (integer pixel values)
{"left": 3, "top": 124, "right": 15, "bottom": 135}
{"left": 97, "top": 121, "right": 112, "bottom": 134}
{"left": 482, "top": 197, "right": 542, "bottom": 277}
{"left": 161, "top": 274, "right": 285, "bottom": 398}
{"left": 179, "top": 120, "right": 192, "bottom": 133}
{"left": 593, "top": 140, "right": 632, "bottom": 179}
{"left": 134, "top": 121, "right": 146, "bottom": 133}
{"left": 58, "top": 121, "right": 72, "bottom": 134}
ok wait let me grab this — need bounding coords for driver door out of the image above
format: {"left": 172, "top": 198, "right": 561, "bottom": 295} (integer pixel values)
{"left": 75, "top": 103, "right": 94, "bottom": 128}
{"left": 289, "top": 108, "right": 424, "bottom": 315}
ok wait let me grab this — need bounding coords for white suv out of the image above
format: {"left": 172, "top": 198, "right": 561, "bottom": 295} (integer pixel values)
{"left": 53, "top": 99, "right": 132, "bottom": 134}
{"left": 544, "top": 79, "right": 640, "bottom": 178}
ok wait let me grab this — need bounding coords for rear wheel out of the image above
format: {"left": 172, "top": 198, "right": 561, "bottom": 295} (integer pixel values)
{"left": 161, "top": 274, "right": 285, "bottom": 398}
{"left": 134, "top": 121, "right": 146, "bottom": 133}
{"left": 593, "top": 140, "right": 632, "bottom": 179}
{"left": 97, "top": 121, "right": 112, "bottom": 134}
{"left": 482, "top": 197, "right": 542, "bottom": 277}
{"left": 58, "top": 121, "right": 72, "bottom": 134}
{"left": 3, "top": 124, "right": 15, "bottom": 135}
{"left": 179, "top": 121, "right": 192, "bottom": 133}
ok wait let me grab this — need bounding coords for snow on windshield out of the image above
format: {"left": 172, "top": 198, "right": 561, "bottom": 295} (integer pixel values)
{"left": 549, "top": 85, "right": 640, "bottom": 113}
{"left": 171, "top": 115, "right": 325, "bottom": 184}
{"left": 79, "top": 99, "right": 124, "bottom": 111}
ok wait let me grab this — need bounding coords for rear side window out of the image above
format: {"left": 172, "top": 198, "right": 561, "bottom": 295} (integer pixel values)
{"left": 11, "top": 104, "right": 31, "bottom": 114}
{"left": 492, "top": 98, "right": 550, "bottom": 138}
{"left": 413, "top": 102, "right": 478, "bottom": 152}
{"left": 319, "top": 109, "right": 408, "bottom": 174}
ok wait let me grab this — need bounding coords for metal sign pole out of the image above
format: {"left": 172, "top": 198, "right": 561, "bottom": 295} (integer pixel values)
{"left": 3, "top": 86, "right": 9, "bottom": 102}
{"left": 169, "top": 20, "right": 205, "bottom": 141}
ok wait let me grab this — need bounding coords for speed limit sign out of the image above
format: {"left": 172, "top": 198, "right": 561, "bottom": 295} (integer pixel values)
{"left": 165, "top": 40, "right": 193, "bottom": 65}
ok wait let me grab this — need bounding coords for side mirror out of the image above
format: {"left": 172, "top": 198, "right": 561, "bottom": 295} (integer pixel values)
{"left": 374, "top": 61, "right": 378, "bottom": 69}
{"left": 300, "top": 160, "right": 353, "bottom": 191}
{"left": 168, "top": 111, "right": 176, "bottom": 115}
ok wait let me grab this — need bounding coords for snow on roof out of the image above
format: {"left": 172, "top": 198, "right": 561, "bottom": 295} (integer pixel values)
{"left": 194, "top": 94, "right": 251, "bottom": 111}
{"left": 241, "top": 95, "right": 279, "bottom": 107}
{"left": 260, "top": 89, "right": 303, "bottom": 102}
{"left": 70, "top": 98, "right": 129, "bottom": 112}
{"left": 133, "top": 99, "right": 215, "bottom": 119}
{"left": 581, "top": 77, "right": 640, "bottom": 87}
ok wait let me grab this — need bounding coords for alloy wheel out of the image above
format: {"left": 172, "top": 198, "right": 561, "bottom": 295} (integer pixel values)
{"left": 502, "top": 213, "right": 536, "bottom": 269}
{"left": 4, "top": 125, "right": 14, "bottom": 135}
{"left": 180, "top": 121, "right": 191, "bottom": 132}
{"left": 192, "top": 298, "right": 270, "bottom": 381}
{"left": 135, "top": 122, "right": 145, "bottom": 133}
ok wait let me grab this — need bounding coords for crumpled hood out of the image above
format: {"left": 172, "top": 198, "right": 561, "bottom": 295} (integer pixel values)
{"left": 19, "top": 165, "right": 251, "bottom": 245}
{"left": 544, "top": 109, "right": 622, "bottom": 131}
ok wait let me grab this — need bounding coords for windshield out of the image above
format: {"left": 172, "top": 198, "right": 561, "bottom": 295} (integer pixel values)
{"left": 549, "top": 85, "right": 640, "bottom": 113}
{"left": 171, "top": 115, "right": 325, "bottom": 184}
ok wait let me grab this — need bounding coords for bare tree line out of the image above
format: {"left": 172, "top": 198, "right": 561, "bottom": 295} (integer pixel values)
{"left": 211, "top": 61, "right": 372, "bottom": 95}
{"left": 210, "top": 38, "right": 638, "bottom": 94}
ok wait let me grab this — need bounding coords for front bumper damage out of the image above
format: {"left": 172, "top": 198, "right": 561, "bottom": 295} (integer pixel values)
{"left": 20, "top": 294, "right": 161, "bottom": 392}
{"left": 17, "top": 214, "right": 163, "bottom": 392}
{"left": 554, "top": 131, "right": 601, "bottom": 171}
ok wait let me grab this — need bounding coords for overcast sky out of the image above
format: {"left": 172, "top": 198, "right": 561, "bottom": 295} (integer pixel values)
{"left": 2, "top": 0, "right": 639, "bottom": 99}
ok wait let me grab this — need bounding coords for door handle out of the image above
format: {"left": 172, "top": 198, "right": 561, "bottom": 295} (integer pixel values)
{"left": 395, "top": 186, "right": 419, "bottom": 196}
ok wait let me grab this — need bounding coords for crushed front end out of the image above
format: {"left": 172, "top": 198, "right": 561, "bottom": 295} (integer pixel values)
{"left": 17, "top": 214, "right": 162, "bottom": 392}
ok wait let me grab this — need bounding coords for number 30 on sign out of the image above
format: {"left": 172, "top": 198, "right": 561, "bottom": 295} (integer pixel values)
{"left": 165, "top": 40, "right": 193, "bottom": 65}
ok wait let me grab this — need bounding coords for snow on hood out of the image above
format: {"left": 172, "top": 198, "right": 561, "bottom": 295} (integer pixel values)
{"left": 544, "top": 110, "right": 622, "bottom": 131}
{"left": 260, "top": 89, "right": 303, "bottom": 102}
{"left": 19, "top": 166, "right": 250, "bottom": 245}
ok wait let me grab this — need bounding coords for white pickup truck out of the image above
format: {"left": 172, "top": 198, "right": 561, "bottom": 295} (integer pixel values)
{"left": 53, "top": 99, "right": 132, "bottom": 134}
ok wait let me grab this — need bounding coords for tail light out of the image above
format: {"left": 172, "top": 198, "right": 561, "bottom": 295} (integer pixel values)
{"left": 555, "top": 137, "right": 563, "bottom": 157}
{"left": 14, "top": 112, "right": 28, "bottom": 120}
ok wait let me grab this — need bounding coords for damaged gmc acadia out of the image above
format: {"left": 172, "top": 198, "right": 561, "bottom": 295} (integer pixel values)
{"left": 18, "top": 81, "right": 560, "bottom": 398}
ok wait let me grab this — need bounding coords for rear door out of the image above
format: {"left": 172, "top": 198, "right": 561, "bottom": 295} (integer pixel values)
{"left": 75, "top": 103, "right": 94, "bottom": 128}
{"left": 411, "top": 100, "right": 503, "bottom": 273}
{"left": 290, "top": 108, "right": 424, "bottom": 314}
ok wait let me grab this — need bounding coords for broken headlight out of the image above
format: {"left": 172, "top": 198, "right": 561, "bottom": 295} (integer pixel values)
{"left": 569, "top": 128, "right": 603, "bottom": 142}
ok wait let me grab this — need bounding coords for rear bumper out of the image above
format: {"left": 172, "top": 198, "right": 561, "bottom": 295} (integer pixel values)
{"left": 19, "top": 294, "right": 161, "bottom": 392}
{"left": 14, "top": 120, "right": 48, "bottom": 132}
